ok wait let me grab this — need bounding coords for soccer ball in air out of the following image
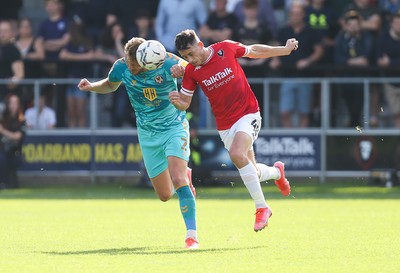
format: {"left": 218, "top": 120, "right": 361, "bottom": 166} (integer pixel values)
{"left": 136, "top": 40, "right": 167, "bottom": 70}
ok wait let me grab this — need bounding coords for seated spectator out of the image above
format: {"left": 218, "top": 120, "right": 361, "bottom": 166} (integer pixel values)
{"left": 233, "top": 0, "right": 278, "bottom": 37}
{"left": 269, "top": 2, "right": 323, "bottom": 127}
{"left": 0, "top": 93, "right": 26, "bottom": 189}
{"left": 377, "top": 11, "right": 400, "bottom": 127}
{"left": 334, "top": 10, "right": 373, "bottom": 127}
{"left": 0, "top": 20, "right": 24, "bottom": 102}
{"left": 59, "top": 21, "right": 95, "bottom": 128}
{"left": 199, "top": 0, "right": 239, "bottom": 45}
{"left": 24, "top": 93, "right": 56, "bottom": 129}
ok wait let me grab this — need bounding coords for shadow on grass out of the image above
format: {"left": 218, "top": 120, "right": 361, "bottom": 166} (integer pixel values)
{"left": 41, "top": 245, "right": 265, "bottom": 256}
{"left": 1, "top": 182, "right": 399, "bottom": 200}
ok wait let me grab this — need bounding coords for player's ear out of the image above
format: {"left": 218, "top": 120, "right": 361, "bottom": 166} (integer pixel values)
{"left": 198, "top": 41, "right": 204, "bottom": 49}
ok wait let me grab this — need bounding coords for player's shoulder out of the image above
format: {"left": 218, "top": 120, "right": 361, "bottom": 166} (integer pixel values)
{"left": 111, "top": 57, "right": 127, "bottom": 70}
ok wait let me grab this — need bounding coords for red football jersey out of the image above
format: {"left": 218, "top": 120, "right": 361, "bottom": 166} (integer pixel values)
{"left": 181, "top": 40, "right": 259, "bottom": 130}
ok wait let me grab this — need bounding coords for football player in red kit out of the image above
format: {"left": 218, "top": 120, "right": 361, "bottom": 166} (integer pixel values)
{"left": 170, "top": 29, "right": 298, "bottom": 232}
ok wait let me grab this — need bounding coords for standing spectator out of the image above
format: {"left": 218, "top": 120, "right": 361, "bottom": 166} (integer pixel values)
{"left": 37, "top": 0, "right": 70, "bottom": 73}
{"left": 59, "top": 21, "right": 95, "bottom": 127}
{"left": 64, "top": 0, "right": 110, "bottom": 45}
{"left": 199, "top": 0, "right": 239, "bottom": 45}
{"left": 233, "top": 0, "right": 273, "bottom": 118}
{"left": 106, "top": 0, "right": 159, "bottom": 31}
{"left": 15, "top": 18, "right": 45, "bottom": 78}
{"left": 96, "top": 21, "right": 133, "bottom": 127}
{"left": 380, "top": 0, "right": 400, "bottom": 25}
{"left": 233, "top": 0, "right": 278, "bottom": 37}
{"left": 269, "top": 2, "right": 323, "bottom": 127}
{"left": 341, "top": 0, "right": 381, "bottom": 33}
{"left": 0, "top": 93, "right": 26, "bottom": 189}
{"left": 156, "top": 0, "right": 207, "bottom": 53}
{"left": 0, "top": 0, "right": 23, "bottom": 29}
{"left": 36, "top": 0, "right": 71, "bottom": 127}
{"left": 128, "top": 10, "right": 157, "bottom": 40}
{"left": 305, "top": 0, "right": 339, "bottom": 63}
{"left": 24, "top": 93, "right": 56, "bottom": 129}
{"left": 377, "top": 11, "right": 400, "bottom": 127}
{"left": 334, "top": 10, "right": 373, "bottom": 127}
{"left": 0, "top": 20, "right": 24, "bottom": 101}
{"left": 15, "top": 18, "right": 45, "bottom": 109}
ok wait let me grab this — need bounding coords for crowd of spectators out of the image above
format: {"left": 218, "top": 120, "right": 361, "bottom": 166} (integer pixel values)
{"left": 0, "top": 0, "right": 400, "bottom": 129}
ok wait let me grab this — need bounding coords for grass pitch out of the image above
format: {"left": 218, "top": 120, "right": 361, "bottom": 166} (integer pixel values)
{"left": 0, "top": 181, "right": 399, "bottom": 273}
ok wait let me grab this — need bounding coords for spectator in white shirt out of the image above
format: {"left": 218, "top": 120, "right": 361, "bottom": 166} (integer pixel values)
{"left": 24, "top": 94, "right": 56, "bottom": 129}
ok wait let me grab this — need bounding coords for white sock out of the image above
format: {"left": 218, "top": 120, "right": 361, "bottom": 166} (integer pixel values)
{"left": 257, "top": 163, "right": 280, "bottom": 182}
{"left": 239, "top": 163, "right": 267, "bottom": 208}
{"left": 186, "top": 229, "right": 197, "bottom": 240}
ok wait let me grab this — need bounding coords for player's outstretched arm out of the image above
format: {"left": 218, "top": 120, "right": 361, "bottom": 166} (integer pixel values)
{"left": 246, "top": 38, "right": 299, "bottom": 59}
{"left": 78, "top": 78, "right": 121, "bottom": 94}
{"left": 169, "top": 91, "right": 192, "bottom": 111}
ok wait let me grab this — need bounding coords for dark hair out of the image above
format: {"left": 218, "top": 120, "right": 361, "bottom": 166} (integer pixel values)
{"left": 175, "top": 29, "right": 199, "bottom": 51}
{"left": 394, "top": 10, "right": 400, "bottom": 19}
{"left": 1, "top": 93, "right": 24, "bottom": 128}
{"left": 68, "top": 21, "right": 93, "bottom": 49}
{"left": 344, "top": 10, "right": 361, "bottom": 22}
{"left": 244, "top": 0, "right": 258, "bottom": 8}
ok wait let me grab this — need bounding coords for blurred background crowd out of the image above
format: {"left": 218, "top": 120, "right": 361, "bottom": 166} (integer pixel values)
{"left": 0, "top": 0, "right": 400, "bottom": 130}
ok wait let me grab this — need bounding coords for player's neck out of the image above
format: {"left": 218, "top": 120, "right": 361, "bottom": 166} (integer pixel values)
{"left": 202, "top": 47, "right": 211, "bottom": 65}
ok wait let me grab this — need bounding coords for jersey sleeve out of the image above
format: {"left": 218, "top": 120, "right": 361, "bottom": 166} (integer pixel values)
{"left": 181, "top": 66, "right": 197, "bottom": 97}
{"left": 107, "top": 58, "right": 125, "bottom": 83}
{"left": 224, "top": 40, "right": 250, "bottom": 58}
{"left": 162, "top": 52, "right": 188, "bottom": 73}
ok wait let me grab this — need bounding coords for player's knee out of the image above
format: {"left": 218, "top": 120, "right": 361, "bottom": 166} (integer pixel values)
{"left": 229, "top": 149, "right": 247, "bottom": 165}
{"left": 158, "top": 193, "right": 172, "bottom": 202}
{"left": 170, "top": 173, "right": 187, "bottom": 187}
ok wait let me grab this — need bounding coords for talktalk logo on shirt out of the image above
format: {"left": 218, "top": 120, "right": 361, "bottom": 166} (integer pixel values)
{"left": 201, "top": 68, "right": 233, "bottom": 87}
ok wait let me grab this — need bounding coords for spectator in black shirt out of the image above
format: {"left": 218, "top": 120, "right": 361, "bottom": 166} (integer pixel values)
{"left": 0, "top": 20, "right": 24, "bottom": 101}
{"left": 269, "top": 2, "right": 323, "bottom": 127}
{"left": 200, "top": 0, "right": 239, "bottom": 45}
{"left": 377, "top": 11, "right": 400, "bottom": 127}
{"left": 334, "top": 10, "right": 373, "bottom": 127}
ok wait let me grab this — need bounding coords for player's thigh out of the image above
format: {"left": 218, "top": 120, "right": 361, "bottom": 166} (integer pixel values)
{"left": 164, "top": 125, "right": 190, "bottom": 189}
{"left": 139, "top": 133, "right": 168, "bottom": 179}
{"left": 219, "top": 112, "right": 261, "bottom": 151}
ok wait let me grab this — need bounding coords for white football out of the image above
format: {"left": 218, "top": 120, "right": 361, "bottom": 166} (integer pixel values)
{"left": 136, "top": 40, "right": 167, "bottom": 70}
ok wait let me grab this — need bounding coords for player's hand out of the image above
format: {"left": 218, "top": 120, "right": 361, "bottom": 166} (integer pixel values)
{"left": 285, "top": 38, "right": 299, "bottom": 53}
{"left": 170, "top": 64, "right": 185, "bottom": 78}
{"left": 78, "top": 78, "right": 92, "bottom": 91}
{"left": 169, "top": 91, "right": 180, "bottom": 105}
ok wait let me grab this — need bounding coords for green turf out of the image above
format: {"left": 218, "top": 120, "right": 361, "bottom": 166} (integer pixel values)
{"left": 0, "top": 182, "right": 399, "bottom": 273}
